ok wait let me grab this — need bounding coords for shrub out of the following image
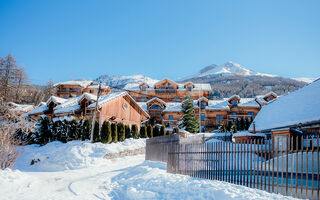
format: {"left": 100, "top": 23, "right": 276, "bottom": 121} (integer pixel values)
{"left": 100, "top": 121, "right": 109, "bottom": 144}
{"left": 81, "top": 118, "right": 91, "bottom": 141}
{"left": 132, "top": 124, "right": 139, "bottom": 139}
{"left": 153, "top": 126, "right": 159, "bottom": 137}
{"left": 92, "top": 121, "right": 100, "bottom": 142}
{"left": 111, "top": 122, "right": 118, "bottom": 143}
{"left": 147, "top": 125, "right": 153, "bottom": 138}
{"left": 160, "top": 125, "right": 165, "bottom": 136}
{"left": 125, "top": 125, "right": 131, "bottom": 139}
{"left": 173, "top": 127, "right": 179, "bottom": 134}
{"left": 118, "top": 123, "right": 125, "bottom": 142}
{"left": 140, "top": 125, "right": 147, "bottom": 138}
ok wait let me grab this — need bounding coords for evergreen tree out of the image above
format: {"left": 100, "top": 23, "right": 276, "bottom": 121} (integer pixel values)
{"left": 240, "top": 118, "right": 245, "bottom": 131}
{"left": 180, "top": 95, "right": 199, "bottom": 133}
{"left": 147, "top": 125, "right": 153, "bottom": 138}
{"left": 69, "top": 119, "right": 78, "bottom": 140}
{"left": 166, "top": 130, "right": 170, "bottom": 135}
{"left": 38, "top": 117, "right": 52, "bottom": 145}
{"left": 140, "top": 125, "right": 147, "bottom": 138}
{"left": 153, "top": 126, "right": 159, "bottom": 137}
{"left": 218, "top": 123, "right": 227, "bottom": 133}
{"left": 230, "top": 122, "right": 238, "bottom": 135}
{"left": 160, "top": 125, "right": 166, "bottom": 136}
{"left": 93, "top": 121, "right": 100, "bottom": 142}
{"left": 125, "top": 125, "right": 131, "bottom": 139}
{"left": 100, "top": 121, "right": 109, "bottom": 144}
{"left": 132, "top": 124, "right": 139, "bottom": 139}
{"left": 111, "top": 122, "right": 118, "bottom": 143}
{"left": 118, "top": 122, "right": 125, "bottom": 142}
{"left": 106, "top": 122, "right": 112, "bottom": 143}
{"left": 173, "top": 127, "right": 179, "bottom": 134}
{"left": 81, "top": 118, "right": 91, "bottom": 141}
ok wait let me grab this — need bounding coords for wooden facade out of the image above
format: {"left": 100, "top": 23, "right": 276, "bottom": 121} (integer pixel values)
{"left": 55, "top": 80, "right": 110, "bottom": 98}
{"left": 128, "top": 78, "right": 211, "bottom": 102}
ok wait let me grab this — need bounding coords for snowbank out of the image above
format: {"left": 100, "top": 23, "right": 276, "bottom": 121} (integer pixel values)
{"left": 109, "top": 161, "right": 293, "bottom": 200}
{"left": 15, "top": 139, "right": 146, "bottom": 172}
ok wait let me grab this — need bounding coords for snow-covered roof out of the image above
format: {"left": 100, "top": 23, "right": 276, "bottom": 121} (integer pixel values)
{"left": 163, "top": 103, "right": 182, "bottom": 112}
{"left": 88, "top": 92, "right": 127, "bottom": 109}
{"left": 263, "top": 91, "right": 277, "bottom": 98}
{"left": 54, "top": 80, "right": 93, "bottom": 88}
{"left": 27, "top": 105, "right": 49, "bottom": 115}
{"left": 146, "top": 97, "right": 166, "bottom": 105}
{"left": 79, "top": 93, "right": 97, "bottom": 102}
{"left": 233, "top": 131, "right": 266, "bottom": 138}
{"left": 38, "top": 102, "right": 46, "bottom": 106}
{"left": 87, "top": 83, "right": 109, "bottom": 89}
{"left": 137, "top": 102, "right": 148, "bottom": 112}
{"left": 46, "top": 96, "right": 67, "bottom": 105}
{"left": 238, "top": 98, "right": 260, "bottom": 108}
{"left": 53, "top": 97, "right": 81, "bottom": 115}
{"left": 250, "top": 79, "right": 320, "bottom": 132}
{"left": 197, "top": 97, "right": 209, "bottom": 102}
{"left": 228, "top": 95, "right": 240, "bottom": 101}
{"left": 12, "top": 104, "right": 34, "bottom": 112}
{"left": 206, "top": 99, "right": 230, "bottom": 111}
{"left": 154, "top": 78, "right": 180, "bottom": 87}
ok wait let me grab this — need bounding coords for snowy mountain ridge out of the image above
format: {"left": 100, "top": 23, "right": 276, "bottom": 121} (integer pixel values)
{"left": 194, "top": 61, "right": 276, "bottom": 78}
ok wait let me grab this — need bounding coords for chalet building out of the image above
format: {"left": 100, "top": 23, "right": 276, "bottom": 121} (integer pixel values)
{"left": 248, "top": 79, "right": 320, "bottom": 144}
{"left": 25, "top": 92, "right": 149, "bottom": 128}
{"left": 87, "top": 92, "right": 149, "bottom": 128}
{"left": 54, "top": 80, "right": 110, "bottom": 98}
{"left": 7, "top": 102, "right": 35, "bottom": 116}
{"left": 138, "top": 92, "right": 277, "bottom": 132}
{"left": 127, "top": 78, "right": 212, "bottom": 102}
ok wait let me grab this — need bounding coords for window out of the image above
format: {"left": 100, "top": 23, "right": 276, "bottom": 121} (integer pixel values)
{"left": 232, "top": 112, "right": 237, "bottom": 115}
{"left": 64, "top": 88, "right": 69, "bottom": 92}
{"left": 187, "top": 87, "right": 192, "bottom": 91}
{"left": 269, "top": 97, "right": 273, "bottom": 101}
{"left": 162, "top": 83, "right": 166, "bottom": 86}
{"left": 201, "top": 102, "right": 205, "bottom": 109}
{"left": 141, "top": 96, "right": 146, "bottom": 100}
{"left": 248, "top": 112, "right": 254, "bottom": 116}
{"left": 217, "top": 115, "right": 223, "bottom": 120}
{"left": 168, "top": 83, "right": 171, "bottom": 86}
{"left": 233, "top": 100, "right": 237, "bottom": 105}
{"left": 123, "top": 103, "right": 127, "bottom": 109}
{"left": 168, "top": 87, "right": 174, "bottom": 89}
{"left": 141, "top": 87, "right": 146, "bottom": 91}
{"left": 133, "top": 96, "right": 136, "bottom": 100}
{"left": 169, "top": 115, "right": 173, "bottom": 120}
{"left": 150, "top": 105, "right": 162, "bottom": 110}
{"left": 174, "top": 96, "right": 180, "bottom": 101}
{"left": 90, "top": 90, "right": 94, "bottom": 93}
{"left": 201, "top": 114, "right": 205, "bottom": 121}
{"left": 159, "top": 87, "right": 166, "bottom": 89}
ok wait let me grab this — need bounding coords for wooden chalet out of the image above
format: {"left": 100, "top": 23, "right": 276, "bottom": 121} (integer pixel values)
{"left": 54, "top": 80, "right": 110, "bottom": 98}
{"left": 248, "top": 79, "right": 320, "bottom": 144}
{"left": 7, "top": 102, "right": 35, "bottom": 116}
{"left": 127, "top": 78, "right": 211, "bottom": 102}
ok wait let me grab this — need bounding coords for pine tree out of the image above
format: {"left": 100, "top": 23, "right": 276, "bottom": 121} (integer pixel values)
{"left": 38, "top": 117, "right": 52, "bottom": 145}
{"left": 69, "top": 119, "right": 78, "bottom": 140}
{"left": 132, "top": 124, "right": 139, "bottom": 139}
{"left": 160, "top": 125, "right": 166, "bottom": 136}
{"left": 180, "top": 95, "right": 199, "bottom": 134}
{"left": 93, "top": 121, "right": 100, "bottom": 142}
{"left": 173, "top": 127, "right": 179, "bottom": 134}
{"left": 100, "top": 121, "right": 109, "bottom": 144}
{"left": 106, "top": 122, "right": 112, "bottom": 143}
{"left": 240, "top": 118, "right": 245, "bottom": 131}
{"left": 153, "top": 126, "right": 159, "bottom": 137}
{"left": 147, "top": 125, "right": 153, "bottom": 138}
{"left": 125, "top": 125, "right": 131, "bottom": 139}
{"left": 118, "top": 123, "right": 125, "bottom": 142}
{"left": 81, "top": 118, "right": 91, "bottom": 141}
{"left": 111, "top": 122, "right": 118, "bottom": 143}
{"left": 230, "top": 122, "right": 238, "bottom": 135}
{"left": 140, "top": 125, "right": 147, "bottom": 138}
{"left": 166, "top": 130, "right": 170, "bottom": 135}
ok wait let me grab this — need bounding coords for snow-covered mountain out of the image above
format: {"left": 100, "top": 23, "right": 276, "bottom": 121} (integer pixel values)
{"left": 292, "top": 77, "right": 317, "bottom": 84}
{"left": 195, "top": 61, "right": 276, "bottom": 78}
{"left": 95, "top": 74, "right": 158, "bottom": 90}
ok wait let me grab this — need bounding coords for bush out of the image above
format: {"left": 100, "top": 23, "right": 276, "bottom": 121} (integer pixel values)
{"left": 147, "top": 125, "right": 153, "bottom": 138}
{"left": 125, "top": 125, "right": 131, "bottom": 139}
{"left": 118, "top": 122, "right": 125, "bottom": 142}
{"left": 81, "top": 118, "right": 91, "bottom": 141}
{"left": 140, "top": 125, "right": 147, "bottom": 138}
{"left": 153, "top": 126, "right": 159, "bottom": 137}
{"left": 160, "top": 125, "right": 165, "bottom": 136}
{"left": 132, "top": 124, "right": 139, "bottom": 139}
{"left": 38, "top": 117, "right": 52, "bottom": 145}
{"left": 111, "top": 122, "right": 118, "bottom": 143}
{"left": 173, "top": 127, "right": 179, "bottom": 134}
{"left": 100, "top": 121, "right": 110, "bottom": 144}
{"left": 92, "top": 121, "right": 100, "bottom": 142}
{"left": 166, "top": 130, "right": 170, "bottom": 135}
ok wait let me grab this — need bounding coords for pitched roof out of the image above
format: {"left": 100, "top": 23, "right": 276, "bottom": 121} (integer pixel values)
{"left": 46, "top": 96, "right": 67, "bottom": 105}
{"left": 249, "top": 79, "right": 320, "bottom": 132}
{"left": 54, "top": 80, "right": 93, "bottom": 88}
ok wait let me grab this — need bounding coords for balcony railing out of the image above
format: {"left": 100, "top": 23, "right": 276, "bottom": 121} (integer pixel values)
{"left": 155, "top": 89, "right": 177, "bottom": 94}
{"left": 201, "top": 119, "right": 228, "bottom": 126}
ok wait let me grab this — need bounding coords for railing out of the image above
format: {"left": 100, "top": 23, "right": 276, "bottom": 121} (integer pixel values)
{"left": 167, "top": 135, "right": 320, "bottom": 200}
{"left": 155, "top": 89, "right": 177, "bottom": 94}
{"left": 201, "top": 119, "right": 228, "bottom": 126}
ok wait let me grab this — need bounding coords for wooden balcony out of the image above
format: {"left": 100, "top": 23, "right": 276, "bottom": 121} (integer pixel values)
{"left": 201, "top": 119, "right": 228, "bottom": 126}
{"left": 155, "top": 89, "right": 177, "bottom": 94}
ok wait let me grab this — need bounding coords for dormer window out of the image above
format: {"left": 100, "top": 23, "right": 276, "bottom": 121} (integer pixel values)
{"left": 269, "top": 97, "right": 273, "bottom": 101}
{"left": 142, "top": 87, "right": 146, "bottom": 91}
{"left": 90, "top": 90, "right": 94, "bottom": 93}
{"left": 233, "top": 100, "right": 237, "bottom": 105}
{"left": 187, "top": 87, "right": 192, "bottom": 91}
{"left": 168, "top": 83, "right": 171, "bottom": 86}
{"left": 200, "top": 102, "right": 205, "bottom": 109}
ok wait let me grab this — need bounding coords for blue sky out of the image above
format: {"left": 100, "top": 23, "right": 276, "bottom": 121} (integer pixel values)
{"left": 0, "top": 0, "right": 319, "bottom": 84}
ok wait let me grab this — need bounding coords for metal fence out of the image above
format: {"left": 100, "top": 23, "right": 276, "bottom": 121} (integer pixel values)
{"left": 167, "top": 135, "right": 320, "bottom": 200}
{"left": 145, "top": 134, "right": 205, "bottom": 162}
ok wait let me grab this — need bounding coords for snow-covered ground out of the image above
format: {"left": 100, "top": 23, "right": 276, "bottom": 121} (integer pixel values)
{"left": 0, "top": 139, "right": 295, "bottom": 200}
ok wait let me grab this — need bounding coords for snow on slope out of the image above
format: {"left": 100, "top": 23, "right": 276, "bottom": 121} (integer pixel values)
{"left": 292, "top": 77, "right": 317, "bottom": 83}
{"left": 195, "top": 61, "right": 276, "bottom": 78}
{"left": 95, "top": 74, "right": 158, "bottom": 89}
{"left": 15, "top": 139, "right": 146, "bottom": 172}
{"left": 109, "top": 161, "right": 293, "bottom": 200}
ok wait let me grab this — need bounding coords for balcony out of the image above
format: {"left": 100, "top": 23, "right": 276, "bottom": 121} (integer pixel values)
{"left": 201, "top": 119, "right": 228, "bottom": 126}
{"left": 155, "top": 89, "right": 177, "bottom": 94}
